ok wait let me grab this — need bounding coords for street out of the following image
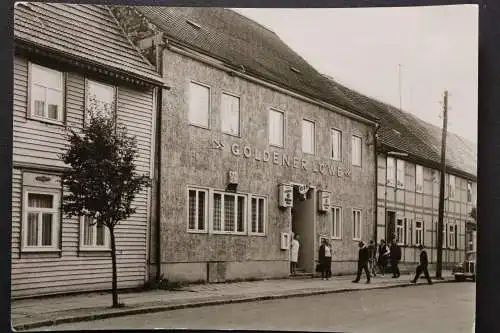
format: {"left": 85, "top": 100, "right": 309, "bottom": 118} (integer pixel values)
{"left": 35, "top": 282, "right": 475, "bottom": 332}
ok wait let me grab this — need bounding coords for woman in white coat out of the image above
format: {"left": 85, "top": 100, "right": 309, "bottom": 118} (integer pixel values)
{"left": 290, "top": 234, "right": 300, "bottom": 276}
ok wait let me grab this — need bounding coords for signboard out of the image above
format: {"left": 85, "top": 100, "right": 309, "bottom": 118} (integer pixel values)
{"left": 318, "top": 191, "right": 331, "bottom": 212}
{"left": 279, "top": 184, "right": 293, "bottom": 208}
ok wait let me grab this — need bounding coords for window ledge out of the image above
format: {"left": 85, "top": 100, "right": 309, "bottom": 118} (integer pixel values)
{"left": 187, "top": 229, "right": 208, "bottom": 234}
{"left": 28, "top": 115, "right": 64, "bottom": 126}
{"left": 189, "top": 123, "right": 211, "bottom": 130}
{"left": 211, "top": 231, "right": 248, "bottom": 236}
{"left": 269, "top": 144, "right": 284, "bottom": 149}
{"left": 222, "top": 131, "right": 241, "bottom": 138}
{"left": 21, "top": 247, "right": 61, "bottom": 253}
{"left": 352, "top": 238, "right": 361, "bottom": 241}
{"left": 249, "top": 233, "right": 266, "bottom": 237}
{"left": 79, "top": 247, "right": 111, "bottom": 252}
{"left": 331, "top": 236, "right": 342, "bottom": 240}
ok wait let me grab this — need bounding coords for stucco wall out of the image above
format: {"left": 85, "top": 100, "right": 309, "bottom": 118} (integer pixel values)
{"left": 157, "top": 48, "right": 376, "bottom": 281}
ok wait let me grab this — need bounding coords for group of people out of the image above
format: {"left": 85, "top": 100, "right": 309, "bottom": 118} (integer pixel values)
{"left": 354, "top": 239, "right": 433, "bottom": 285}
{"left": 290, "top": 233, "right": 433, "bottom": 285}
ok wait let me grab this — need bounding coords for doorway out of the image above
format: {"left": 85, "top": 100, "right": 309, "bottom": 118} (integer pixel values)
{"left": 291, "top": 185, "right": 315, "bottom": 273}
{"left": 386, "top": 211, "right": 396, "bottom": 243}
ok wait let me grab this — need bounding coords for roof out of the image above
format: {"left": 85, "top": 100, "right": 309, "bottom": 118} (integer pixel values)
{"left": 328, "top": 79, "right": 477, "bottom": 179}
{"left": 14, "top": 3, "right": 162, "bottom": 84}
{"left": 130, "top": 7, "right": 376, "bottom": 123}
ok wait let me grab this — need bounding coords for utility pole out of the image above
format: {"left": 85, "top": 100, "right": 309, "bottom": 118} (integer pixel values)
{"left": 436, "top": 90, "right": 448, "bottom": 279}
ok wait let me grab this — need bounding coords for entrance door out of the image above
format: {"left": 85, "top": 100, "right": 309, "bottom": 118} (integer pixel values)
{"left": 386, "top": 211, "right": 396, "bottom": 243}
{"left": 291, "top": 186, "right": 315, "bottom": 273}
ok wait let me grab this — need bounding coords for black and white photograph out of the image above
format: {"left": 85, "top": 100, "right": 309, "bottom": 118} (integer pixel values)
{"left": 9, "top": 2, "right": 478, "bottom": 332}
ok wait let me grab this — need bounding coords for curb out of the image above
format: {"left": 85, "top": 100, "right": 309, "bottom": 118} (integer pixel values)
{"left": 13, "top": 278, "right": 454, "bottom": 331}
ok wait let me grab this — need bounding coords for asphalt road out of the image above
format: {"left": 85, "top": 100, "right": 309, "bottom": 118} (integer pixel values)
{"left": 37, "top": 282, "right": 475, "bottom": 332}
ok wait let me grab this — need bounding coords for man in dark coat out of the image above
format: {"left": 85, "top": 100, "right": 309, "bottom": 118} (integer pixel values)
{"left": 353, "top": 241, "right": 371, "bottom": 283}
{"left": 411, "top": 244, "right": 433, "bottom": 284}
{"left": 390, "top": 239, "right": 402, "bottom": 278}
{"left": 318, "top": 238, "right": 332, "bottom": 280}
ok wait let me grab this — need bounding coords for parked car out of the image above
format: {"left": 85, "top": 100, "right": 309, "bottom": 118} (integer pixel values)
{"left": 453, "top": 252, "right": 476, "bottom": 282}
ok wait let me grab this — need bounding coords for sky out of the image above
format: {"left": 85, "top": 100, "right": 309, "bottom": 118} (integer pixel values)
{"left": 234, "top": 5, "right": 478, "bottom": 144}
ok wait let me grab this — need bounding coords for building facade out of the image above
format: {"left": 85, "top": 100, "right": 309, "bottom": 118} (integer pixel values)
{"left": 12, "top": 3, "right": 163, "bottom": 298}
{"left": 331, "top": 81, "right": 478, "bottom": 270}
{"left": 112, "top": 6, "right": 379, "bottom": 283}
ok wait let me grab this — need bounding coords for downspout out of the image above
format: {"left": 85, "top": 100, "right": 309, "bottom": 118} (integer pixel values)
{"left": 154, "top": 36, "right": 165, "bottom": 281}
{"left": 373, "top": 123, "right": 381, "bottom": 242}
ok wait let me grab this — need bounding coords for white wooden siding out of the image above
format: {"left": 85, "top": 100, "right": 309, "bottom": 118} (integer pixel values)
{"left": 12, "top": 55, "right": 154, "bottom": 298}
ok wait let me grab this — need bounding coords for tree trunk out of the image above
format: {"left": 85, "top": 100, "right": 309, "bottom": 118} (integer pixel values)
{"left": 109, "top": 226, "right": 119, "bottom": 308}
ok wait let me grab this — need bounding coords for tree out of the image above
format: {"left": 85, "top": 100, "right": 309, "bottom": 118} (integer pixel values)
{"left": 469, "top": 206, "right": 477, "bottom": 222}
{"left": 60, "top": 111, "right": 150, "bottom": 308}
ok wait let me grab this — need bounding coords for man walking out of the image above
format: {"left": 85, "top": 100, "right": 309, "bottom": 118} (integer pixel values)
{"left": 353, "top": 241, "right": 371, "bottom": 284}
{"left": 378, "top": 239, "right": 390, "bottom": 276}
{"left": 319, "top": 238, "right": 332, "bottom": 280}
{"left": 411, "top": 244, "right": 433, "bottom": 284}
{"left": 390, "top": 239, "right": 401, "bottom": 278}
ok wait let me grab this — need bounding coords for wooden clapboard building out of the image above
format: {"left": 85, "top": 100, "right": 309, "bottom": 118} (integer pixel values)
{"left": 12, "top": 3, "right": 163, "bottom": 298}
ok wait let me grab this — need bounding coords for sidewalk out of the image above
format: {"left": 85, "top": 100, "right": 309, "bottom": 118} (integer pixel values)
{"left": 11, "top": 271, "right": 454, "bottom": 331}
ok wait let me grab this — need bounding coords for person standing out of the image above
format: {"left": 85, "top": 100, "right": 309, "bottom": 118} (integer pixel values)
{"left": 367, "top": 240, "right": 378, "bottom": 277}
{"left": 290, "top": 233, "right": 300, "bottom": 276}
{"left": 319, "top": 238, "right": 332, "bottom": 280}
{"left": 378, "top": 239, "right": 390, "bottom": 276}
{"left": 352, "top": 241, "right": 371, "bottom": 284}
{"left": 411, "top": 244, "right": 433, "bottom": 284}
{"left": 390, "top": 239, "right": 401, "bottom": 278}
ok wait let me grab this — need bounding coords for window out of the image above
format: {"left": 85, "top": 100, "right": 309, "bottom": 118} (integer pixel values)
{"left": 269, "top": 109, "right": 284, "bottom": 147}
{"left": 396, "top": 159, "right": 405, "bottom": 189}
{"left": 23, "top": 192, "right": 59, "bottom": 250}
{"left": 213, "top": 192, "right": 246, "bottom": 233}
{"left": 80, "top": 216, "right": 109, "bottom": 249}
{"left": 396, "top": 218, "right": 404, "bottom": 245}
{"left": 448, "top": 174, "right": 456, "bottom": 199}
{"left": 467, "top": 182, "right": 473, "bottom": 202}
{"left": 442, "top": 223, "right": 447, "bottom": 248}
{"left": 29, "top": 63, "right": 64, "bottom": 122}
{"left": 415, "top": 220, "right": 424, "bottom": 246}
{"left": 85, "top": 80, "right": 115, "bottom": 123}
{"left": 302, "top": 119, "right": 315, "bottom": 154}
{"left": 416, "top": 165, "right": 424, "bottom": 193}
{"left": 448, "top": 224, "right": 455, "bottom": 249}
{"left": 188, "top": 82, "right": 210, "bottom": 128}
{"left": 331, "top": 129, "right": 342, "bottom": 161}
{"left": 221, "top": 93, "right": 240, "bottom": 136}
{"left": 332, "top": 206, "right": 342, "bottom": 239}
{"left": 351, "top": 136, "right": 362, "bottom": 166}
{"left": 250, "top": 196, "right": 266, "bottom": 235}
{"left": 387, "top": 157, "right": 396, "bottom": 187}
{"left": 187, "top": 188, "right": 208, "bottom": 232}
{"left": 352, "top": 209, "right": 361, "bottom": 240}
{"left": 405, "top": 218, "right": 413, "bottom": 245}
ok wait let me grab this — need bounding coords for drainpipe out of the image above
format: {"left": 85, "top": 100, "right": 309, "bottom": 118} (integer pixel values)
{"left": 373, "top": 123, "right": 381, "bottom": 242}
{"left": 154, "top": 35, "right": 165, "bottom": 281}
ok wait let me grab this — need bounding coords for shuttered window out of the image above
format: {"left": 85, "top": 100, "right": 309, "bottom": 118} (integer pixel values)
{"left": 188, "top": 82, "right": 210, "bottom": 128}
{"left": 351, "top": 135, "right": 362, "bottom": 166}
{"left": 221, "top": 93, "right": 240, "bottom": 136}
{"left": 331, "top": 129, "right": 342, "bottom": 161}
{"left": 269, "top": 109, "right": 284, "bottom": 147}
{"left": 302, "top": 119, "right": 315, "bottom": 154}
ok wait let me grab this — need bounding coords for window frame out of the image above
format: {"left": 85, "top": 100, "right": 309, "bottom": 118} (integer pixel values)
{"left": 28, "top": 62, "right": 65, "bottom": 124}
{"left": 301, "top": 118, "right": 316, "bottom": 155}
{"left": 405, "top": 217, "right": 413, "bottom": 245}
{"left": 22, "top": 189, "right": 60, "bottom": 252}
{"left": 211, "top": 191, "right": 247, "bottom": 235}
{"left": 187, "top": 187, "right": 209, "bottom": 233}
{"left": 386, "top": 157, "right": 396, "bottom": 187}
{"left": 415, "top": 165, "right": 424, "bottom": 193}
{"left": 415, "top": 220, "right": 424, "bottom": 246}
{"left": 79, "top": 216, "right": 111, "bottom": 251}
{"left": 396, "top": 159, "right": 405, "bottom": 189}
{"left": 220, "top": 91, "right": 241, "bottom": 137}
{"left": 352, "top": 209, "right": 362, "bottom": 241}
{"left": 467, "top": 181, "right": 473, "bottom": 203}
{"left": 249, "top": 195, "right": 266, "bottom": 236}
{"left": 448, "top": 174, "right": 456, "bottom": 199}
{"left": 351, "top": 135, "right": 362, "bottom": 167}
{"left": 268, "top": 108, "right": 285, "bottom": 148}
{"left": 331, "top": 128, "right": 342, "bottom": 161}
{"left": 396, "top": 218, "right": 405, "bottom": 245}
{"left": 448, "top": 223, "right": 456, "bottom": 249}
{"left": 331, "top": 206, "right": 343, "bottom": 240}
{"left": 188, "top": 81, "right": 211, "bottom": 129}
{"left": 84, "top": 78, "right": 116, "bottom": 126}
